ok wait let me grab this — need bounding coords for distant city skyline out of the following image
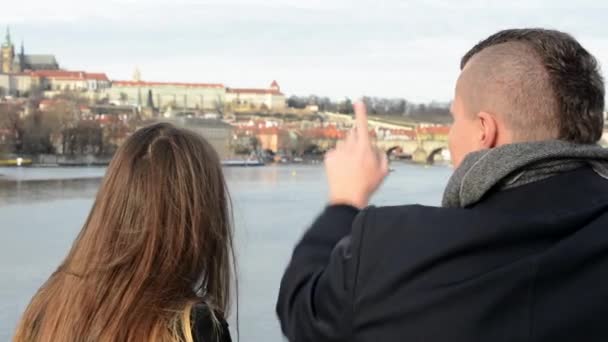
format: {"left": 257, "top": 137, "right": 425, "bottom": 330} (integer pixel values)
{"left": 2, "top": 0, "right": 608, "bottom": 102}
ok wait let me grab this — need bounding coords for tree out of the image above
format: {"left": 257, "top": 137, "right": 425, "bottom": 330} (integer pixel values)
{"left": 361, "top": 97, "right": 377, "bottom": 115}
{"left": 45, "top": 100, "right": 78, "bottom": 133}
{"left": 395, "top": 99, "right": 407, "bottom": 116}
{"left": 62, "top": 121, "right": 103, "bottom": 156}
{"left": 41, "top": 96, "right": 91, "bottom": 152}
{"left": 287, "top": 96, "right": 307, "bottom": 109}
{"left": 27, "top": 84, "right": 44, "bottom": 102}
{"left": 146, "top": 89, "right": 155, "bottom": 109}
{"left": 21, "top": 111, "right": 54, "bottom": 154}
{"left": 101, "top": 119, "right": 119, "bottom": 155}
{"left": 338, "top": 98, "right": 353, "bottom": 114}
{"left": 119, "top": 92, "right": 128, "bottom": 104}
{"left": 307, "top": 95, "right": 319, "bottom": 106}
{"left": 0, "top": 102, "right": 23, "bottom": 153}
{"left": 318, "top": 97, "right": 335, "bottom": 112}
{"left": 417, "top": 103, "right": 427, "bottom": 114}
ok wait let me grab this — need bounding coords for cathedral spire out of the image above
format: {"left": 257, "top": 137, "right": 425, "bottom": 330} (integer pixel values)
{"left": 4, "top": 26, "right": 11, "bottom": 45}
{"left": 20, "top": 40, "right": 24, "bottom": 56}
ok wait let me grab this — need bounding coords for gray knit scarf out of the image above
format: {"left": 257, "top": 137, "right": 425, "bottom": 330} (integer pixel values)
{"left": 442, "top": 140, "right": 608, "bottom": 208}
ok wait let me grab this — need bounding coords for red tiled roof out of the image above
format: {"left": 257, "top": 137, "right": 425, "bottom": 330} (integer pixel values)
{"left": 271, "top": 80, "right": 279, "bottom": 88}
{"left": 387, "top": 129, "right": 417, "bottom": 139}
{"left": 86, "top": 73, "right": 109, "bottom": 81}
{"left": 227, "top": 88, "right": 283, "bottom": 95}
{"left": 416, "top": 126, "right": 451, "bottom": 135}
{"left": 301, "top": 127, "right": 348, "bottom": 140}
{"left": 32, "top": 70, "right": 109, "bottom": 81}
{"left": 32, "top": 70, "right": 82, "bottom": 78}
{"left": 112, "top": 80, "right": 224, "bottom": 88}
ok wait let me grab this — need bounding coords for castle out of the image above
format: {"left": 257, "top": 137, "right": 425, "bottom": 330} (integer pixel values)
{"left": 0, "top": 27, "right": 286, "bottom": 111}
{"left": 0, "top": 27, "right": 59, "bottom": 74}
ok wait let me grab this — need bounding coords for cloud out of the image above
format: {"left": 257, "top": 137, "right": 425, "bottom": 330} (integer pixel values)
{"left": 2, "top": 0, "right": 607, "bottom": 101}
{"left": 0, "top": 0, "right": 349, "bottom": 24}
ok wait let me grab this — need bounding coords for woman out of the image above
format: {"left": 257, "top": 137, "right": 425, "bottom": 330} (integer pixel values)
{"left": 14, "top": 123, "right": 234, "bottom": 342}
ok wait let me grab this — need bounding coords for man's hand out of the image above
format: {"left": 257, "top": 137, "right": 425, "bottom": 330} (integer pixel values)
{"left": 324, "top": 101, "right": 389, "bottom": 209}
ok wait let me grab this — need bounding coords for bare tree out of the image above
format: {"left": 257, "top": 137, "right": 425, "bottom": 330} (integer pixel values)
{"left": 45, "top": 100, "right": 78, "bottom": 133}
{"left": 338, "top": 98, "right": 353, "bottom": 114}
{"left": 119, "top": 92, "right": 129, "bottom": 104}
{"left": 0, "top": 102, "right": 23, "bottom": 153}
{"left": 41, "top": 97, "right": 87, "bottom": 153}
{"left": 21, "top": 111, "right": 54, "bottom": 154}
{"left": 146, "top": 89, "right": 155, "bottom": 109}
{"left": 287, "top": 96, "right": 307, "bottom": 109}
{"left": 63, "top": 121, "right": 103, "bottom": 156}
{"left": 27, "top": 84, "right": 44, "bottom": 102}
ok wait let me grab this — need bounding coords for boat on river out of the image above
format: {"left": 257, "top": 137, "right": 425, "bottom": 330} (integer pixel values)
{"left": 0, "top": 157, "right": 33, "bottom": 167}
{"left": 221, "top": 159, "right": 264, "bottom": 167}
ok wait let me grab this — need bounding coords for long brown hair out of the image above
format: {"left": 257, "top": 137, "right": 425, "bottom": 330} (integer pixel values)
{"left": 14, "top": 122, "right": 235, "bottom": 342}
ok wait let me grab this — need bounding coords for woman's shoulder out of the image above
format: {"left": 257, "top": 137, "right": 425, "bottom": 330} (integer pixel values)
{"left": 192, "top": 303, "right": 232, "bottom": 342}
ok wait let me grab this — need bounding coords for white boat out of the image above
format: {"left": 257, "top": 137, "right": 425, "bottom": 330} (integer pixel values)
{"left": 221, "top": 159, "right": 265, "bottom": 167}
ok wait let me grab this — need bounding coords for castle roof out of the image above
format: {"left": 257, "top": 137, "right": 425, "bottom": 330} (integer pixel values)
{"left": 32, "top": 70, "right": 109, "bottom": 81}
{"left": 21, "top": 55, "right": 58, "bottom": 66}
{"left": 226, "top": 88, "right": 283, "bottom": 95}
{"left": 112, "top": 80, "right": 224, "bottom": 88}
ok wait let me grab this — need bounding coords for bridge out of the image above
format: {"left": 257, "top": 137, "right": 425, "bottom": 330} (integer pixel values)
{"left": 324, "top": 112, "right": 419, "bottom": 129}
{"left": 375, "top": 138, "right": 448, "bottom": 164}
{"left": 323, "top": 112, "right": 449, "bottom": 164}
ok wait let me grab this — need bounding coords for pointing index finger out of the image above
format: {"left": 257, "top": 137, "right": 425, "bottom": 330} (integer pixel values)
{"left": 354, "top": 100, "right": 369, "bottom": 142}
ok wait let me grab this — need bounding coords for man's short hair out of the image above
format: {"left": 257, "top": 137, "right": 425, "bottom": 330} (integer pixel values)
{"left": 461, "top": 28, "right": 605, "bottom": 144}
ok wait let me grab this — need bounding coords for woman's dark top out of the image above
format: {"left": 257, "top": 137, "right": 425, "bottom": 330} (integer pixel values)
{"left": 192, "top": 305, "right": 232, "bottom": 342}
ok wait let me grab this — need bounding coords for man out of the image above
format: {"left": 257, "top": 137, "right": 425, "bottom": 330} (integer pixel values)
{"left": 276, "top": 28, "right": 608, "bottom": 341}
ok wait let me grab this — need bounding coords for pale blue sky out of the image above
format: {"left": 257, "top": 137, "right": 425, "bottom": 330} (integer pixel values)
{"left": 2, "top": 0, "right": 608, "bottom": 102}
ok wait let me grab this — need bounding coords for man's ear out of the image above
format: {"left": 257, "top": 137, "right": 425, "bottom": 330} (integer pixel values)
{"left": 477, "top": 111, "right": 498, "bottom": 148}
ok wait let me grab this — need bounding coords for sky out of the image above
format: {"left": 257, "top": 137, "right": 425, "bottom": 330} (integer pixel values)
{"left": 2, "top": 0, "right": 608, "bottom": 102}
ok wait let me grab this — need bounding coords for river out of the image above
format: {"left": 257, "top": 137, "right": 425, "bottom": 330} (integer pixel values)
{"left": 0, "top": 163, "right": 452, "bottom": 341}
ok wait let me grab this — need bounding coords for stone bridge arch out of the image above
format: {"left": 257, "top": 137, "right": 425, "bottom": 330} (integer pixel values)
{"left": 375, "top": 138, "right": 448, "bottom": 164}
{"left": 386, "top": 146, "right": 402, "bottom": 155}
{"left": 427, "top": 146, "right": 446, "bottom": 165}
{"left": 411, "top": 142, "right": 448, "bottom": 164}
